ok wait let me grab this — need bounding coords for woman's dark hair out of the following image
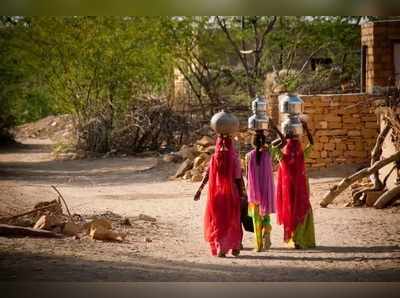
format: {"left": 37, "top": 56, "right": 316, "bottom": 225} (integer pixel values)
{"left": 252, "top": 131, "right": 266, "bottom": 165}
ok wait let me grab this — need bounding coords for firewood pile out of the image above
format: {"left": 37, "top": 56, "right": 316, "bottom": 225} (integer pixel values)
{"left": 0, "top": 186, "right": 157, "bottom": 242}
{"left": 321, "top": 86, "right": 400, "bottom": 209}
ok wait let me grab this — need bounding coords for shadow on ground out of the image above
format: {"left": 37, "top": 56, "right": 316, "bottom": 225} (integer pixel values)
{"left": 0, "top": 248, "right": 399, "bottom": 282}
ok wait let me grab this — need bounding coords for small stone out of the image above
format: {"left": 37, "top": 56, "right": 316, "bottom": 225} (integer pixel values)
{"left": 176, "top": 145, "right": 196, "bottom": 160}
{"left": 163, "top": 153, "right": 182, "bottom": 163}
{"left": 183, "top": 171, "right": 192, "bottom": 180}
{"left": 62, "top": 222, "right": 82, "bottom": 236}
{"left": 191, "top": 174, "right": 203, "bottom": 182}
{"left": 120, "top": 218, "right": 132, "bottom": 226}
{"left": 33, "top": 215, "right": 64, "bottom": 230}
{"left": 145, "top": 237, "right": 152, "bottom": 243}
{"left": 174, "top": 159, "right": 194, "bottom": 178}
{"left": 196, "top": 136, "right": 214, "bottom": 147}
{"left": 138, "top": 214, "right": 157, "bottom": 222}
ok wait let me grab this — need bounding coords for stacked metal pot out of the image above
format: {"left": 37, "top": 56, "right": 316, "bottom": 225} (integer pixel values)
{"left": 248, "top": 95, "right": 269, "bottom": 131}
{"left": 279, "top": 93, "right": 304, "bottom": 137}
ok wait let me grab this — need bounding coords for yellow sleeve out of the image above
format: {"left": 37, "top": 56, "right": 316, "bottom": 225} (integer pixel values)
{"left": 268, "top": 145, "right": 283, "bottom": 163}
{"left": 303, "top": 144, "right": 313, "bottom": 159}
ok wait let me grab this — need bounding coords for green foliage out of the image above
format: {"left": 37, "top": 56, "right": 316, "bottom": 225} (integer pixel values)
{"left": 263, "top": 16, "right": 362, "bottom": 93}
{"left": 0, "top": 17, "right": 174, "bottom": 150}
{"left": 1, "top": 17, "right": 172, "bottom": 122}
{"left": 0, "top": 16, "right": 386, "bottom": 150}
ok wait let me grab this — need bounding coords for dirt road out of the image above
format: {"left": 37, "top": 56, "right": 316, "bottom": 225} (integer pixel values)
{"left": 0, "top": 138, "right": 399, "bottom": 281}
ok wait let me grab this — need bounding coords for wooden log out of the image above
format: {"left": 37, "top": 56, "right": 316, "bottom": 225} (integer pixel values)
{"left": 0, "top": 202, "right": 60, "bottom": 223}
{"left": 370, "top": 120, "right": 391, "bottom": 190}
{"left": 320, "top": 151, "right": 400, "bottom": 207}
{"left": 0, "top": 224, "right": 63, "bottom": 238}
{"left": 374, "top": 185, "right": 400, "bottom": 209}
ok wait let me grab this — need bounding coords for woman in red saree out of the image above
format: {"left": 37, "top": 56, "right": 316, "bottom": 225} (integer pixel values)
{"left": 276, "top": 120, "right": 316, "bottom": 249}
{"left": 194, "top": 136, "right": 243, "bottom": 257}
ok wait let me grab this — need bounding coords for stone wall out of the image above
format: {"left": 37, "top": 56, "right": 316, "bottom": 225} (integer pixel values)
{"left": 269, "top": 93, "right": 379, "bottom": 168}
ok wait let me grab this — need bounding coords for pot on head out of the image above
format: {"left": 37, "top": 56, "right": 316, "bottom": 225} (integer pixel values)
{"left": 210, "top": 110, "right": 239, "bottom": 135}
{"left": 279, "top": 93, "right": 304, "bottom": 115}
{"left": 248, "top": 96, "right": 269, "bottom": 130}
{"left": 281, "top": 115, "right": 303, "bottom": 137}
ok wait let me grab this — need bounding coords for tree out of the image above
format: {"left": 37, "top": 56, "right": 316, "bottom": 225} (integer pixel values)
{"left": 216, "top": 16, "right": 277, "bottom": 98}
{"left": 163, "top": 17, "right": 238, "bottom": 117}
{"left": 1, "top": 17, "right": 173, "bottom": 152}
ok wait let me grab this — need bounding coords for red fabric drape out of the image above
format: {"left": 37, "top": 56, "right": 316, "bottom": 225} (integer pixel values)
{"left": 204, "top": 136, "right": 242, "bottom": 255}
{"left": 276, "top": 139, "right": 311, "bottom": 242}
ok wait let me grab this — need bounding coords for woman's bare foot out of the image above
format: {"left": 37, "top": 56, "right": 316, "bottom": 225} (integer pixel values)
{"left": 217, "top": 251, "right": 226, "bottom": 258}
{"left": 262, "top": 233, "right": 271, "bottom": 250}
{"left": 232, "top": 249, "right": 240, "bottom": 257}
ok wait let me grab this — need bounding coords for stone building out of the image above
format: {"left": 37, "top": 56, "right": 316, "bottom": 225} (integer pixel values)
{"left": 361, "top": 20, "right": 400, "bottom": 93}
{"left": 361, "top": 20, "right": 400, "bottom": 187}
{"left": 266, "top": 20, "right": 400, "bottom": 168}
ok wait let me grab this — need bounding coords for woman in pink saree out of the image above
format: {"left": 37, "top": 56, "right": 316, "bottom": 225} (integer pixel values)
{"left": 194, "top": 136, "right": 243, "bottom": 257}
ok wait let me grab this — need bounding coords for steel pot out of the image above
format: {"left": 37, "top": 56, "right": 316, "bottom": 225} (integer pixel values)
{"left": 210, "top": 110, "right": 239, "bottom": 135}
{"left": 281, "top": 115, "right": 303, "bottom": 137}
{"left": 248, "top": 96, "right": 269, "bottom": 130}
{"left": 251, "top": 96, "right": 268, "bottom": 114}
{"left": 248, "top": 114, "right": 269, "bottom": 130}
{"left": 279, "top": 93, "right": 304, "bottom": 115}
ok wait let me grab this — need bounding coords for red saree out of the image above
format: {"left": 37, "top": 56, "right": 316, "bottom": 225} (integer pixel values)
{"left": 204, "top": 136, "right": 242, "bottom": 255}
{"left": 276, "top": 139, "right": 311, "bottom": 242}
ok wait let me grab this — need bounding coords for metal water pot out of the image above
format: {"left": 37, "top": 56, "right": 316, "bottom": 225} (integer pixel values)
{"left": 281, "top": 114, "right": 303, "bottom": 136}
{"left": 248, "top": 96, "right": 269, "bottom": 130}
{"left": 210, "top": 110, "right": 239, "bottom": 135}
{"left": 251, "top": 95, "right": 268, "bottom": 114}
{"left": 279, "top": 93, "right": 304, "bottom": 114}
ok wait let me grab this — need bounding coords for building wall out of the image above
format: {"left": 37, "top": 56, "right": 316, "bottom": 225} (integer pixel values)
{"left": 268, "top": 93, "right": 378, "bottom": 168}
{"left": 361, "top": 20, "right": 400, "bottom": 93}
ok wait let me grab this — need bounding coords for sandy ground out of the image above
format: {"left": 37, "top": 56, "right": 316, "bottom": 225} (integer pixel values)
{"left": 0, "top": 138, "right": 399, "bottom": 281}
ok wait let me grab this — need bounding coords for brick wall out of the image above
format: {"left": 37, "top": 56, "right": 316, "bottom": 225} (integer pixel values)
{"left": 268, "top": 93, "right": 379, "bottom": 168}
{"left": 361, "top": 20, "right": 400, "bottom": 93}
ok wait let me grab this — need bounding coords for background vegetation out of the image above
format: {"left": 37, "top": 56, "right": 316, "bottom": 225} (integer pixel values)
{"left": 0, "top": 16, "right": 398, "bottom": 152}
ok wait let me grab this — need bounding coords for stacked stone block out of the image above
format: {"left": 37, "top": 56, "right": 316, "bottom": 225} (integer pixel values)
{"left": 269, "top": 93, "right": 378, "bottom": 168}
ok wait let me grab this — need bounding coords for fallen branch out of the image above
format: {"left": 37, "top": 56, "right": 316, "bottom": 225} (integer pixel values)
{"left": 370, "top": 119, "right": 391, "bottom": 189}
{"left": 51, "top": 185, "right": 73, "bottom": 222}
{"left": 0, "top": 202, "right": 60, "bottom": 223}
{"left": 320, "top": 150, "right": 400, "bottom": 207}
{"left": 0, "top": 224, "right": 63, "bottom": 238}
{"left": 374, "top": 185, "right": 400, "bottom": 209}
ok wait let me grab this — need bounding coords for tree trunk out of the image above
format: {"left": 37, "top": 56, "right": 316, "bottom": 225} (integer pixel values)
{"left": 374, "top": 185, "right": 400, "bottom": 209}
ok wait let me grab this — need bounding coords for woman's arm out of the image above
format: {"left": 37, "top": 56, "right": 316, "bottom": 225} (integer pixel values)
{"left": 235, "top": 177, "right": 245, "bottom": 198}
{"left": 270, "top": 119, "right": 286, "bottom": 149}
{"left": 269, "top": 118, "right": 285, "bottom": 141}
{"left": 194, "top": 171, "right": 209, "bottom": 201}
{"left": 301, "top": 118, "right": 314, "bottom": 145}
